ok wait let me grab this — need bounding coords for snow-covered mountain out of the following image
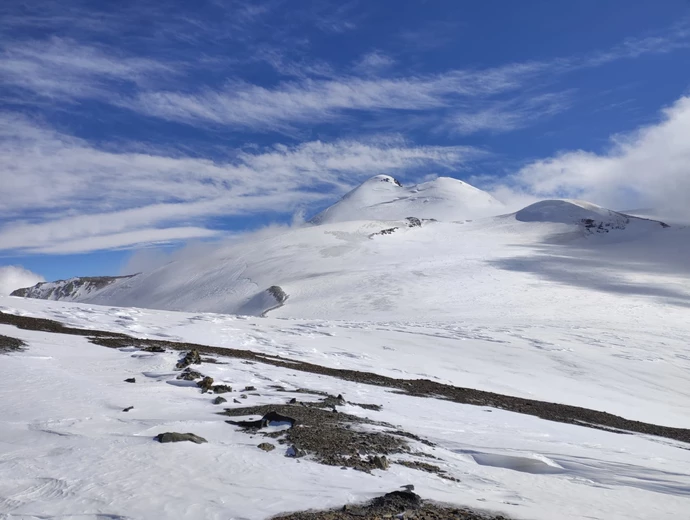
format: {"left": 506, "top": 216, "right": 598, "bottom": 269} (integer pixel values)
{"left": 310, "top": 175, "right": 504, "bottom": 224}
{"left": 3, "top": 177, "right": 689, "bottom": 520}
{"left": 11, "top": 275, "right": 137, "bottom": 301}
{"left": 10, "top": 176, "right": 681, "bottom": 321}
{"left": 513, "top": 199, "right": 670, "bottom": 232}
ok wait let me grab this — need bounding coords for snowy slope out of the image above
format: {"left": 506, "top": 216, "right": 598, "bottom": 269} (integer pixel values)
{"left": 47, "top": 205, "right": 680, "bottom": 323}
{"left": 1, "top": 298, "right": 689, "bottom": 520}
{"left": 311, "top": 175, "right": 504, "bottom": 224}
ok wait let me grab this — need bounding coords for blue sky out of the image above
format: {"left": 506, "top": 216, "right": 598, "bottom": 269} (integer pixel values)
{"left": 1, "top": 0, "right": 690, "bottom": 285}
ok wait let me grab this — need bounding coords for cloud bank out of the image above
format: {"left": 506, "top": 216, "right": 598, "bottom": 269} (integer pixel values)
{"left": 0, "top": 265, "right": 45, "bottom": 295}
{"left": 490, "top": 96, "right": 690, "bottom": 217}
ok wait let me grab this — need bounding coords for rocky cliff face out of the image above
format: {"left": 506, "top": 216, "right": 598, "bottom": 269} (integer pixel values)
{"left": 11, "top": 275, "right": 137, "bottom": 301}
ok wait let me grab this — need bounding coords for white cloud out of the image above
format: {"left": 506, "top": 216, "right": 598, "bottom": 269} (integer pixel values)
{"left": 353, "top": 51, "right": 395, "bottom": 75}
{"left": 0, "top": 265, "right": 45, "bottom": 295}
{"left": 0, "top": 115, "right": 476, "bottom": 253}
{"left": 489, "top": 95, "right": 690, "bottom": 217}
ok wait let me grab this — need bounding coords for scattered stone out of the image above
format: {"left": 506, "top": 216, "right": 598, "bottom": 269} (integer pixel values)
{"left": 233, "top": 399, "right": 241, "bottom": 404}
{"left": 155, "top": 432, "right": 207, "bottom": 444}
{"left": 223, "top": 404, "right": 407, "bottom": 473}
{"left": 244, "top": 385, "right": 257, "bottom": 391}
{"left": 369, "top": 455, "right": 389, "bottom": 470}
{"left": 122, "top": 406, "right": 134, "bottom": 412}
{"left": 227, "top": 410, "right": 297, "bottom": 429}
{"left": 124, "top": 378, "right": 136, "bottom": 383}
{"left": 197, "top": 376, "right": 214, "bottom": 392}
{"left": 175, "top": 349, "right": 202, "bottom": 370}
{"left": 212, "top": 384, "right": 232, "bottom": 394}
{"left": 335, "top": 394, "right": 346, "bottom": 406}
{"left": 273, "top": 488, "right": 508, "bottom": 520}
{"left": 286, "top": 445, "right": 306, "bottom": 458}
{"left": 5, "top": 312, "right": 688, "bottom": 446}
{"left": 369, "top": 227, "right": 398, "bottom": 238}
{"left": 213, "top": 396, "right": 227, "bottom": 405}
{"left": 142, "top": 345, "right": 165, "bottom": 353}
{"left": 288, "top": 398, "right": 298, "bottom": 404}
{"left": 177, "top": 368, "right": 203, "bottom": 381}
{"left": 0, "top": 334, "right": 26, "bottom": 353}
{"left": 258, "top": 442, "right": 275, "bottom": 452}
{"left": 240, "top": 394, "right": 248, "bottom": 399}
{"left": 400, "top": 484, "right": 415, "bottom": 491}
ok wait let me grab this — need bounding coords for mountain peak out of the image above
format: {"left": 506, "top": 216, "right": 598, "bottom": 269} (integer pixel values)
{"left": 312, "top": 176, "right": 503, "bottom": 224}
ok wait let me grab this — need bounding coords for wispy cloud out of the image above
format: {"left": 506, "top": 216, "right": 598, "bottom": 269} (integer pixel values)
{"left": 126, "top": 63, "right": 546, "bottom": 131}
{"left": 0, "top": 115, "right": 476, "bottom": 253}
{"left": 0, "top": 37, "right": 178, "bottom": 101}
{"left": 445, "top": 92, "right": 574, "bottom": 135}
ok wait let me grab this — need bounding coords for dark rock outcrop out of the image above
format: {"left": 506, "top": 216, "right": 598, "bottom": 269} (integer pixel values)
{"left": 177, "top": 368, "right": 203, "bottom": 381}
{"left": 10, "top": 275, "right": 137, "bottom": 300}
{"left": 212, "top": 384, "right": 232, "bottom": 394}
{"left": 155, "top": 432, "right": 207, "bottom": 444}
{"left": 176, "top": 349, "right": 202, "bottom": 370}
{"left": 197, "top": 376, "right": 214, "bottom": 392}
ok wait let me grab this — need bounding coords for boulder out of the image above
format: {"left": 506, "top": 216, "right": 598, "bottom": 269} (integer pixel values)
{"left": 155, "top": 432, "right": 207, "bottom": 444}
{"left": 197, "top": 376, "right": 214, "bottom": 392}
{"left": 176, "top": 349, "right": 202, "bottom": 370}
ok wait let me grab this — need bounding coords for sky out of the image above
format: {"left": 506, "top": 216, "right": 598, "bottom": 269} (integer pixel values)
{"left": 1, "top": 0, "right": 690, "bottom": 287}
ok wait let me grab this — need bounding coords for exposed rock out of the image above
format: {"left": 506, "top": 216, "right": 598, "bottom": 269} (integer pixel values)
{"left": 197, "top": 376, "right": 214, "bottom": 392}
{"left": 124, "top": 377, "right": 136, "bottom": 383}
{"left": 258, "top": 442, "right": 275, "bottom": 452}
{"left": 0, "top": 334, "right": 26, "bottom": 353}
{"left": 10, "top": 274, "right": 137, "bottom": 300}
{"left": 155, "top": 432, "right": 207, "bottom": 444}
{"left": 177, "top": 368, "right": 203, "bottom": 381}
{"left": 288, "top": 397, "right": 298, "bottom": 404}
{"left": 212, "top": 384, "right": 232, "bottom": 394}
{"left": 272, "top": 489, "right": 511, "bottom": 520}
{"left": 244, "top": 385, "right": 257, "bottom": 391}
{"left": 267, "top": 286, "right": 288, "bottom": 304}
{"left": 212, "top": 396, "right": 227, "bottom": 405}
{"left": 227, "top": 410, "right": 297, "bottom": 429}
{"left": 223, "top": 404, "right": 408, "bottom": 473}
{"left": 142, "top": 345, "right": 165, "bottom": 353}
{"left": 405, "top": 216, "right": 422, "bottom": 227}
{"left": 122, "top": 406, "right": 134, "bottom": 412}
{"left": 369, "top": 227, "right": 398, "bottom": 238}
{"left": 176, "top": 349, "right": 202, "bottom": 370}
{"left": 286, "top": 445, "right": 306, "bottom": 458}
{"left": 240, "top": 394, "right": 248, "bottom": 399}
{"left": 233, "top": 399, "right": 241, "bottom": 404}
{"left": 369, "top": 455, "right": 389, "bottom": 470}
